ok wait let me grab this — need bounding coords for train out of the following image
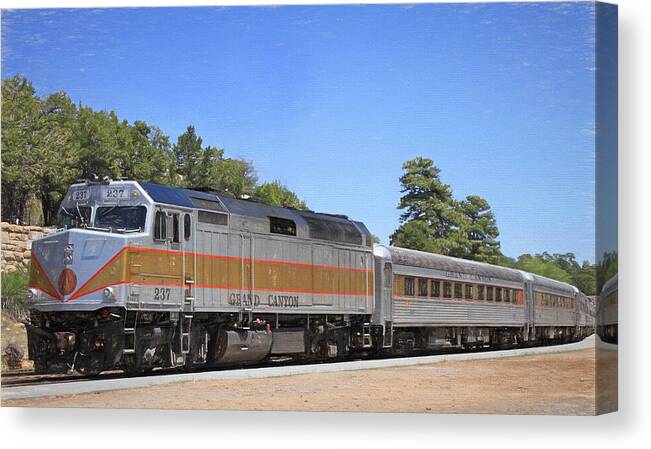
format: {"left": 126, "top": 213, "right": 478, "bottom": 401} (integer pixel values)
{"left": 597, "top": 274, "right": 618, "bottom": 344}
{"left": 24, "top": 179, "right": 595, "bottom": 374}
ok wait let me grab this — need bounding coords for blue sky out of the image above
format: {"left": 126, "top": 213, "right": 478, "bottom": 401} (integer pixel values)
{"left": 2, "top": 3, "right": 604, "bottom": 263}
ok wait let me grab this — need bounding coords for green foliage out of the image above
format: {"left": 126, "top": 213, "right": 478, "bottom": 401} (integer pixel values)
{"left": 1, "top": 76, "right": 78, "bottom": 224}
{"left": 597, "top": 251, "right": 617, "bottom": 293}
{"left": 458, "top": 195, "right": 502, "bottom": 264}
{"left": 504, "top": 252, "right": 597, "bottom": 295}
{"left": 253, "top": 180, "right": 308, "bottom": 210}
{"left": 1, "top": 270, "right": 31, "bottom": 320}
{"left": 513, "top": 254, "right": 573, "bottom": 284}
{"left": 171, "top": 125, "right": 203, "bottom": 185}
{"left": 1, "top": 270, "right": 29, "bottom": 300}
{"left": 1, "top": 75, "right": 303, "bottom": 223}
{"left": 390, "top": 157, "right": 501, "bottom": 262}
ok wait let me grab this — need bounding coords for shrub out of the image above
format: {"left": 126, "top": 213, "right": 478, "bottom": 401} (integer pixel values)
{"left": 1, "top": 269, "right": 30, "bottom": 320}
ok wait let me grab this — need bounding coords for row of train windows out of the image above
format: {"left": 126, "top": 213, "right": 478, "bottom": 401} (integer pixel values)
{"left": 402, "top": 277, "right": 521, "bottom": 304}
{"left": 603, "top": 291, "right": 618, "bottom": 306}
{"left": 534, "top": 292, "right": 575, "bottom": 309}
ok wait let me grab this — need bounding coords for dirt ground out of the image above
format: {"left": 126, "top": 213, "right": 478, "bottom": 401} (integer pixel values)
{"left": 4, "top": 347, "right": 614, "bottom": 415}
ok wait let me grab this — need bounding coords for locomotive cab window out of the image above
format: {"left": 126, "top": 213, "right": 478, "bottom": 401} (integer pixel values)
{"left": 184, "top": 214, "right": 191, "bottom": 241}
{"left": 58, "top": 205, "right": 92, "bottom": 229}
{"left": 269, "top": 216, "right": 297, "bottom": 236}
{"left": 96, "top": 206, "right": 146, "bottom": 232}
{"left": 418, "top": 278, "right": 428, "bottom": 297}
{"left": 172, "top": 213, "right": 180, "bottom": 243}
{"left": 154, "top": 210, "right": 166, "bottom": 241}
{"left": 404, "top": 277, "right": 415, "bottom": 296}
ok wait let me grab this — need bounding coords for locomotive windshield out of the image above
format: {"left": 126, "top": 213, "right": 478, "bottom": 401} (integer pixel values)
{"left": 95, "top": 206, "right": 147, "bottom": 232}
{"left": 58, "top": 206, "right": 91, "bottom": 229}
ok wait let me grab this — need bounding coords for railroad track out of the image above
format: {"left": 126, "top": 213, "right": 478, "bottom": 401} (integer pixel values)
{"left": 1, "top": 338, "right": 587, "bottom": 389}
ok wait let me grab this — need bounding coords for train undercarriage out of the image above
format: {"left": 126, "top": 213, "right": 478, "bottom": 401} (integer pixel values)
{"left": 25, "top": 308, "right": 593, "bottom": 375}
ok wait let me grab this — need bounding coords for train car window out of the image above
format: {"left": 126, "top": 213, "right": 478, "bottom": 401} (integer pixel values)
{"left": 454, "top": 283, "right": 462, "bottom": 299}
{"left": 172, "top": 213, "right": 180, "bottom": 243}
{"left": 269, "top": 217, "right": 297, "bottom": 236}
{"left": 478, "top": 285, "right": 485, "bottom": 301}
{"left": 154, "top": 210, "right": 166, "bottom": 241}
{"left": 184, "top": 214, "right": 191, "bottom": 241}
{"left": 495, "top": 287, "right": 502, "bottom": 302}
{"left": 418, "top": 279, "right": 428, "bottom": 297}
{"left": 504, "top": 289, "right": 511, "bottom": 303}
{"left": 404, "top": 277, "right": 415, "bottom": 296}
{"left": 486, "top": 286, "right": 494, "bottom": 301}
{"left": 465, "top": 284, "right": 473, "bottom": 300}
{"left": 443, "top": 282, "right": 452, "bottom": 299}
{"left": 431, "top": 280, "right": 441, "bottom": 298}
{"left": 198, "top": 210, "right": 228, "bottom": 226}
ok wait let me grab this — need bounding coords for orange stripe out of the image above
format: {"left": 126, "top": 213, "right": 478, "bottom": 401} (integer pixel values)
{"left": 125, "top": 246, "right": 373, "bottom": 273}
{"left": 30, "top": 253, "right": 62, "bottom": 301}
{"left": 67, "top": 247, "right": 128, "bottom": 301}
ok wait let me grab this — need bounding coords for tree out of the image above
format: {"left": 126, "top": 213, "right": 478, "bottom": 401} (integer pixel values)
{"left": 1, "top": 76, "right": 77, "bottom": 224}
{"left": 514, "top": 254, "right": 573, "bottom": 284}
{"left": 213, "top": 157, "right": 257, "bottom": 199}
{"left": 597, "top": 251, "right": 617, "bottom": 293}
{"left": 116, "top": 120, "right": 171, "bottom": 183}
{"left": 38, "top": 91, "right": 79, "bottom": 224}
{"left": 458, "top": 195, "right": 501, "bottom": 263}
{"left": 390, "top": 157, "right": 502, "bottom": 260}
{"left": 394, "top": 157, "right": 455, "bottom": 236}
{"left": 172, "top": 126, "right": 203, "bottom": 187}
{"left": 253, "top": 180, "right": 308, "bottom": 209}
{"left": 389, "top": 220, "right": 442, "bottom": 253}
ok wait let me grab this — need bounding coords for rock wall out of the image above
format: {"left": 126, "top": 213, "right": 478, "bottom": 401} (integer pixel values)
{"left": 1, "top": 222, "right": 56, "bottom": 273}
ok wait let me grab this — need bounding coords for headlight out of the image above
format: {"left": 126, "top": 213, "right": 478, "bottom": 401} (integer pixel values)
{"left": 63, "top": 244, "right": 74, "bottom": 265}
{"left": 103, "top": 287, "right": 116, "bottom": 300}
{"left": 27, "top": 288, "right": 39, "bottom": 300}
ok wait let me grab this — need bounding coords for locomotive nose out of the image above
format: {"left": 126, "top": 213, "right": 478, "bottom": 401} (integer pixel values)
{"left": 29, "top": 229, "right": 126, "bottom": 302}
